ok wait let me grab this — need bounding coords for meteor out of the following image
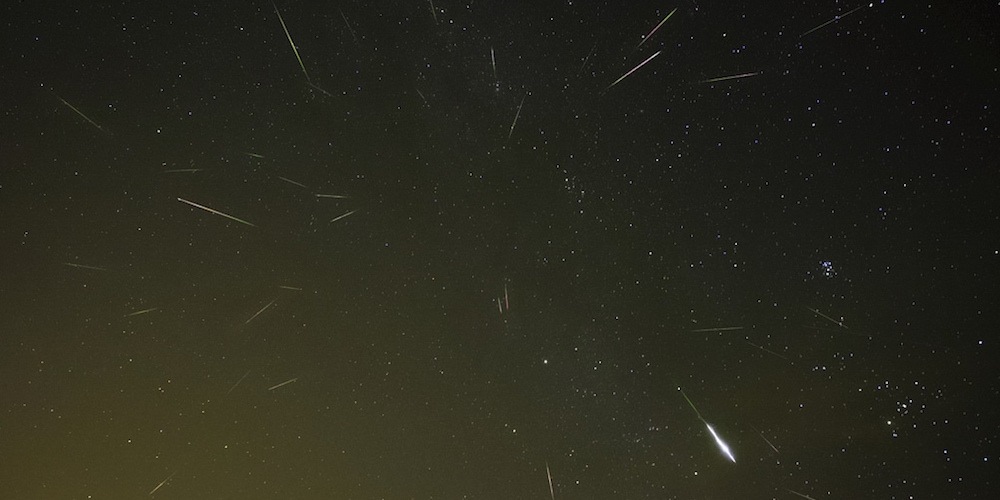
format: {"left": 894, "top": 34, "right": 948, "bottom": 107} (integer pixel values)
{"left": 680, "top": 389, "right": 736, "bottom": 463}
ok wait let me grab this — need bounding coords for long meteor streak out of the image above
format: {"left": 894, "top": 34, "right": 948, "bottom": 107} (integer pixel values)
{"left": 690, "top": 326, "right": 744, "bottom": 333}
{"left": 800, "top": 5, "right": 864, "bottom": 38}
{"left": 700, "top": 72, "right": 760, "bottom": 84}
{"left": 680, "top": 389, "right": 736, "bottom": 463}
{"left": 177, "top": 198, "right": 255, "bottom": 227}
{"left": 55, "top": 95, "right": 110, "bottom": 134}
{"left": 606, "top": 51, "right": 661, "bottom": 91}
{"left": 637, "top": 8, "right": 677, "bottom": 49}
{"left": 273, "top": 2, "right": 310, "bottom": 82}
{"left": 508, "top": 94, "right": 526, "bottom": 140}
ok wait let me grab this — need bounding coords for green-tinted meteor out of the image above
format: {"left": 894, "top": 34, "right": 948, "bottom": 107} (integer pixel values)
{"left": 55, "top": 95, "right": 110, "bottom": 134}
{"left": 273, "top": 2, "right": 310, "bottom": 83}
{"left": 680, "top": 389, "right": 703, "bottom": 420}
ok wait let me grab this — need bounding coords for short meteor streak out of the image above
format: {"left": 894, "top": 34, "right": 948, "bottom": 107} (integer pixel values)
{"left": 177, "top": 198, "right": 255, "bottom": 227}
{"left": 125, "top": 307, "right": 160, "bottom": 317}
{"left": 680, "top": 389, "right": 736, "bottom": 463}
{"left": 745, "top": 340, "right": 789, "bottom": 361}
{"left": 339, "top": 10, "right": 359, "bottom": 44}
{"left": 148, "top": 472, "right": 175, "bottom": 496}
{"left": 245, "top": 300, "right": 275, "bottom": 325}
{"left": 579, "top": 43, "right": 596, "bottom": 74}
{"left": 227, "top": 370, "right": 251, "bottom": 395}
{"left": 545, "top": 461, "right": 555, "bottom": 500}
{"left": 700, "top": 72, "right": 760, "bottom": 83}
{"left": 268, "top": 377, "right": 298, "bottom": 391}
{"left": 63, "top": 262, "right": 108, "bottom": 272}
{"left": 491, "top": 47, "right": 498, "bottom": 88}
{"left": 749, "top": 423, "right": 780, "bottom": 454}
{"left": 507, "top": 93, "right": 526, "bottom": 140}
{"left": 637, "top": 8, "right": 677, "bottom": 48}
{"left": 306, "top": 80, "right": 336, "bottom": 98}
{"left": 278, "top": 176, "right": 308, "bottom": 188}
{"left": 806, "top": 306, "right": 848, "bottom": 329}
{"left": 427, "top": 0, "right": 438, "bottom": 24}
{"left": 330, "top": 210, "right": 356, "bottom": 223}
{"left": 786, "top": 489, "right": 817, "bottom": 500}
{"left": 606, "top": 51, "right": 661, "bottom": 91}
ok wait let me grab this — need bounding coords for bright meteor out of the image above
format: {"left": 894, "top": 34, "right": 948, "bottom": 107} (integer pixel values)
{"left": 680, "top": 389, "right": 736, "bottom": 463}
{"left": 704, "top": 423, "right": 737, "bottom": 463}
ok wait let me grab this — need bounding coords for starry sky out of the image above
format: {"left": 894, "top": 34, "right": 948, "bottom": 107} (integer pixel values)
{"left": 1, "top": 1, "right": 998, "bottom": 499}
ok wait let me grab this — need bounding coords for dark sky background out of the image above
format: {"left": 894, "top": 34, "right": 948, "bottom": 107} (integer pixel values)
{"left": 1, "top": 1, "right": 998, "bottom": 499}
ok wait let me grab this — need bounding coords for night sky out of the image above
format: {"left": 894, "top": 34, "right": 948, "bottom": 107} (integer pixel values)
{"left": 1, "top": 1, "right": 998, "bottom": 499}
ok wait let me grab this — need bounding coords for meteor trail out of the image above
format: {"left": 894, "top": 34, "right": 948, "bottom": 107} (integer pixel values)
{"left": 606, "top": 51, "right": 661, "bottom": 91}
{"left": 680, "top": 389, "right": 736, "bottom": 463}
{"left": 637, "top": 8, "right": 677, "bottom": 49}
{"left": 800, "top": 5, "right": 864, "bottom": 38}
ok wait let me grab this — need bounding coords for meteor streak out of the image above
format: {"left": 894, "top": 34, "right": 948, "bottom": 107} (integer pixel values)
{"left": 637, "top": 8, "right": 677, "bottom": 49}
{"left": 700, "top": 72, "right": 760, "bottom": 84}
{"left": 680, "top": 389, "right": 736, "bottom": 463}
{"left": 273, "top": 2, "right": 310, "bottom": 82}
{"left": 606, "top": 51, "right": 661, "bottom": 91}
{"left": 800, "top": 5, "right": 864, "bottom": 37}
